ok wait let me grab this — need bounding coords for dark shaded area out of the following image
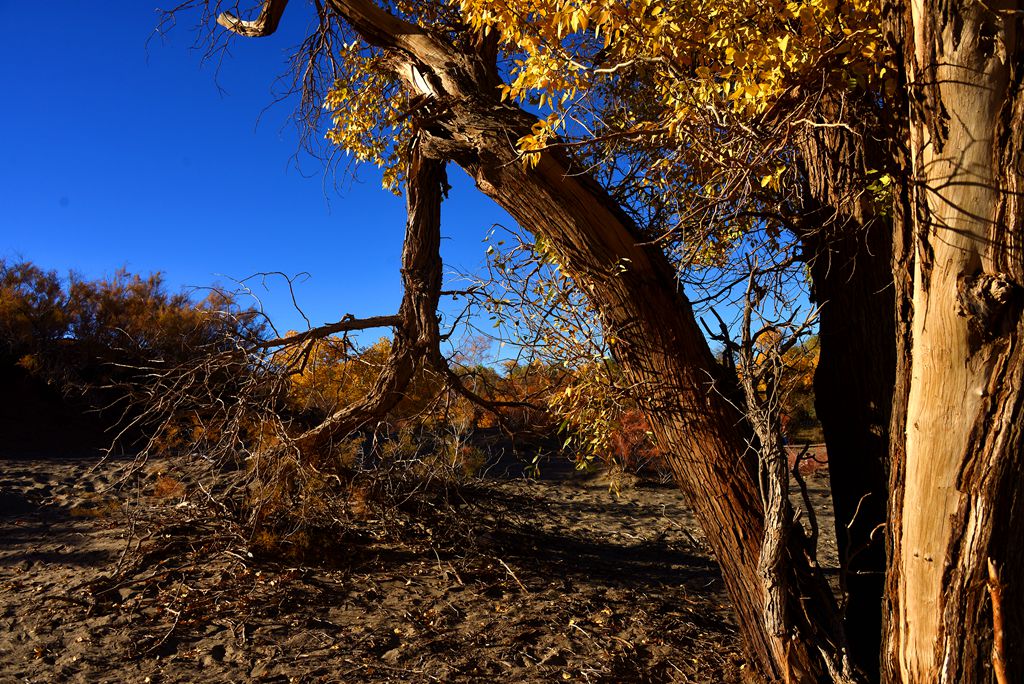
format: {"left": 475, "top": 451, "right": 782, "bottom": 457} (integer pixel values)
{"left": 0, "top": 490, "right": 37, "bottom": 517}
{"left": 0, "top": 365, "right": 109, "bottom": 455}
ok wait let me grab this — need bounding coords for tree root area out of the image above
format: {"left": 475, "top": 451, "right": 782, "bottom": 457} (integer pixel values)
{"left": 0, "top": 454, "right": 817, "bottom": 683}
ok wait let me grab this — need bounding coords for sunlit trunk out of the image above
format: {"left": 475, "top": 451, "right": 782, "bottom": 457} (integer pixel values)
{"left": 223, "top": 1, "right": 867, "bottom": 678}
{"left": 460, "top": 132, "right": 848, "bottom": 680}
{"left": 885, "top": 1, "right": 1024, "bottom": 681}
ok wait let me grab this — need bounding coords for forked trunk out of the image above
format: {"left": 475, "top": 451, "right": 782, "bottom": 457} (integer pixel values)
{"left": 296, "top": 147, "right": 446, "bottom": 454}
{"left": 885, "top": 1, "right": 1024, "bottom": 681}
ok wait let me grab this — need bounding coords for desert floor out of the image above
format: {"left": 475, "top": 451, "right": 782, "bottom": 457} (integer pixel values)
{"left": 0, "top": 449, "right": 835, "bottom": 683}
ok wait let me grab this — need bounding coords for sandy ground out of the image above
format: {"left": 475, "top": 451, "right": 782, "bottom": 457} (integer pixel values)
{"left": 0, "top": 450, "right": 835, "bottom": 683}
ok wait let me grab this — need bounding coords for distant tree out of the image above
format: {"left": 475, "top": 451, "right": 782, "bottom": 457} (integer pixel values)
{"left": 0, "top": 260, "right": 262, "bottom": 440}
{"left": 0, "top": 260, "right": 68, "bottom": 372}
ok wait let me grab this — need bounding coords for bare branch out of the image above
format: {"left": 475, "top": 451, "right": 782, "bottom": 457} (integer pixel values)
{"left": 325, "top": 0, "right": 440, "bottom": 57}
{"left": 296, "top": 142, "right": 446, "bottom": 451}
{"left": 256, "top": 314, "right": 401, "bottom": 349}
{"left": 217, "top": 0, "right": 290, "bottom": 37}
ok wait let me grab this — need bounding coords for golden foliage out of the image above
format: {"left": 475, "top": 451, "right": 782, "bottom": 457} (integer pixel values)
{"left": 320, "top": 0, "right": 887, "bottom": 271}
{"left": 456, "top": 0, "right": 884, "bottom": 152}
{"left": 275, "top": 335, "right": 444, "bottom": 423}
{"left": 323, "top": 44, "right": 412, "bottom": 192}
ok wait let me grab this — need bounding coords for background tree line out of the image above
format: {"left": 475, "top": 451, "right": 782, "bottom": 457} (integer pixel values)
{"left": 0, "top": 259, "right": 261, "bottom": 449}
{"left": 1, "top": 257, "right": 821, "bottom": 468}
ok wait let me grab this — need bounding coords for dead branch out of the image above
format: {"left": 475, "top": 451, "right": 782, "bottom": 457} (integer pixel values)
{"left": 789, "top": 444, "right": 819, "bottom": 557}
{"left": 987, "top": 558, "right": 1009, "bottom": 684}
{"left": 217, "top": 0, "right": 290, "bottom": 37}
{"left": 736, "top": 264, "right": 858, "bottom": 683}
{"left": 257, "top": 314, "right": 402, "bottom": 350}
{"left": 295, "top": 142, "right": 446, "bottom": 453}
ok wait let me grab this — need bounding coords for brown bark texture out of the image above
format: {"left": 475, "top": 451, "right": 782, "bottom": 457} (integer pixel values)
{"left": 297, "top": 146, "right": 446, "bottom": 454}
{"left": 468, "top": 113, "right": 848, "bottom": 684}
{"left": 796, "top": 92, "right": 896, "bottom": 680}
{"left": 885, "top": 0, "right": 1024, "bottom": 681}
{"left": 880, "top": 2, "right": 916, "bottom": 680}
{"left": 314, "top": 2, "right": 856, "bottom": 680}
{"left": 216, "top": 0, "right": 864, "bottom": 679}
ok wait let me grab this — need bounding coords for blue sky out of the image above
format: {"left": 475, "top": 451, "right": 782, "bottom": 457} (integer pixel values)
{"left": 0, "top": 2, "right": 510, "bottom": 338}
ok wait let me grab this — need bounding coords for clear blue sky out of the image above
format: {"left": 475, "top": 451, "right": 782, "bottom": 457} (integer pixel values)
{"left": 0, "top": 2, "right": 510, "bottom": 337}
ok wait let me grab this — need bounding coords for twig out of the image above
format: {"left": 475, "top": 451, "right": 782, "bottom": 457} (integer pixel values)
{"left": 256, "top": 314, "right": 401, "bottom": 349}
{"left": 498, "top": 558, "right": 530, "bottom": 595}
{"left": 790, "top": 444, "right": 819, "bottom": 555}
{"left": 988, "top": 558, "right": 1008, "bottom": 684}
{"left": 145, "top": 607, "right": 183, "bottom": 654}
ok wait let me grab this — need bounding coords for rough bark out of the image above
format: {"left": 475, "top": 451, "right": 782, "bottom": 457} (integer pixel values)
{"left": 885, "top": 0, "right": 1024, "bottom": 681}
{"left": 738, "top": 291, "right": 849, "bottom": 682}
{"left": 482, "top": 145, "right": 805, "bottom": 681}
{"left": 217, "top": 0, "right": 290, "bottom": 37}
{"left": 297, "top": 146, "right": 446, "bottom": 453}
{"left": 475, "top": 129, "right": 857, "bottom": 684}
{"left": 879, "top": 2, "right": 916, "bottom": 679}
{"left": 219, "top": 1, "right": 859, "bottom": 678}
{"left": 314, "top": 3, "right": 858, "bottom": 679}
{"left": 796, "top": 94, "right": 896, "bottom": 679}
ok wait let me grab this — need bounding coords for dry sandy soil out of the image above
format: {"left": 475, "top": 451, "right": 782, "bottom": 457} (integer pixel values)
{"left": 0, "top": 449, "right": 835, "bottom": 683}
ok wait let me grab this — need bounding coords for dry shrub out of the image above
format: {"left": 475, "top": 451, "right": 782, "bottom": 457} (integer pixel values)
{"left": 123, "top": 331, "right": 488, "bottom": 567}
{"left": 204, "top": 428, "right": 485, "bottom": 565}
{"left": 788, "top": 445, "right": 829, "bottom": 477}
{"left": 69, "top": 494, "right": 122, "bottom": 519}
{"left": 151, "top": 474, "right": 186, "bottom": 499}
{"left": 453, "top": 444, "right": 488, "bottom": 476}
{"left": 607, "top": 409, "right": 668, "bottom": 477}
{"left": 431, "top": 435, "right": 489, "bottom": 478}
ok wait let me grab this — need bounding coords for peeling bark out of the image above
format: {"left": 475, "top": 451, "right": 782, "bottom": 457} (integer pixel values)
{"left": 886, "top": 0, "right": 1024, "bottom": 681}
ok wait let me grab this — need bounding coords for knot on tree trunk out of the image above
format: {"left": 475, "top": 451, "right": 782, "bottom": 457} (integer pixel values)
{"left": 957, "top": 272, "right": 1021, "bottom": 343}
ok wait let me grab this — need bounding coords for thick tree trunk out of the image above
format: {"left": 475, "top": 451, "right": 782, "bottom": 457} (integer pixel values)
{"left": 880, "top": 3, "right": 916, "bottom": 679}
{"left": 463, "top": 130, "right": 855, "bottom": 682}
{"left": 808, "top": 225, "right": 892, "bottom": 679}
{"left": 221, "top": 1, "right": 860, "bottom": 678}
{"left": 797, "top": 97, "right": 896, "bottom": 679}
{"left": 471, "top": 147, "right": 805, "bottom": 680}
{"left": 323, "top": 6, "right": 854, "bottom": 679}
{"left": 884, "top": 1, "right": 1024, "bottom": 681}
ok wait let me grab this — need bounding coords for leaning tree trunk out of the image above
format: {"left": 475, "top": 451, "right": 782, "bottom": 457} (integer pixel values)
{"left": 317, "top": 3, "right": 856, "bottom": 680}
{"left": 215, "top": 1, "right": 859, "bottom": 678}
{"left": 470, "top": 145, "right": 838, "bottom": 682}
{"left": 884, "top": 1, "right": 1024, "bottom": 681}
{"left": 796, "top": 92, "right": 897, "bottom": 680}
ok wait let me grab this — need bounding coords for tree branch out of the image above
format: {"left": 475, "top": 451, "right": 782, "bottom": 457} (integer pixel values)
{"left": 325, "top": 0, "right": 441, "bottom": 57}
{"left": 256, "top": 314, "right": 401, "bottom": 350}
{"left": 296, "top": 143, "right": 446, "bottom": 452}
{"left": 217, "top": 0, "right": 290, "bottom": 37}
